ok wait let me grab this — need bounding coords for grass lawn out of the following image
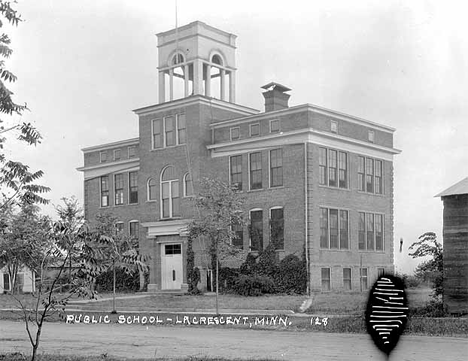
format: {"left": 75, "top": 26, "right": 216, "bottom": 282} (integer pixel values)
{"left": 0, "top": 354, "right": 279, "bottom": 361}
{"left": 0, "top": 287, "right": 433, "bottom": 314}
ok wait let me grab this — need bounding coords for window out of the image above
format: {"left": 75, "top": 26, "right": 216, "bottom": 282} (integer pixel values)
{"left": 328, "top": 150, "right": 337, "bottom": 187}
{"left": 100, "top": 151, "right": 107, "bottom": 163}
{"left": 340, "top": 210, "right": 349, "bottom": 249}
{"left": 147, "top": 178, "right": 157, "bottom": 201}
{"left": 368, "top": 130, "right": 375, "bottom": 143}
{"left": 320, "top": 208, "right": 328, "bottom": 248}
{"left": 100, "top": 176, "right": 109, "bottom": 207}
{"left": 114, "top": 149, "right": 121, "bottom": 161}
{"left": 359, "top": 212, "right": 385, "bottom": 251}
{"left": 378, "top": 267, "right": 385, "bottom": 278}
{"left": 358, "top": 156, "right": 365, "bottom": 191}
{"left": 331, "top": 120, "right": 338, "bottom": 133}
{"left": 3, "top": 273, "right": 10, "bottom": 291}
{"left": 319, "top": 148, "right": 327, "bottom": 185}
{"left": 375, "top": 160, "right": 383, "bottom": 195}
{"left": 360, "top": 268, "right": 368, "bottom": 290}
{"left": 128, "top": 146, "right": 136, "bottom": 158}
{"left": 343, "top": 268, "right": 352, "bottom": 290}
{"left": 153, "top": 115, "right": 186, "bottom": 149}
{"left": 250, "top": 210, "right": 263, "bottom": 251}
{"left": 250, "top": 123, "right": 260, "bottom": 137}
{"left": 129, "top": 221, "right": 139, "bottom": 239}
{"left": 230, "top": 155, "right": 243, "bottom": 191}
{"left": 338, "top": 152, "right": 347, "bottom": 188}
{"left": 375, "top": 214, "right": 384, "bottom": 251}
{"left": 367, "top": 213, "right": 374, "bottom": 250}
{"left": 165, "top": 244, "right": 182, "bottom": 255}
{"left": 183, "top": 173, "right": 193, "bottom": 197}
{"left": 177, "top": 114, "right": 186, "bottom": 145}
{"left": 270, "top": 149, "right": 283, "bottom": 187}
{"left": 270, "top": 208, "right": 284, "bottom": 250}
{"left": 321, "top": 268, "right": 331, "bottom": 291}
{"left": 358, "top": 212, "right": 366, "bottom": 250}
{"left": 165, "top": 116, "right": 176, "bottom": 146}
{"left": 270, "top": 119, "right": 280, "bottom": 133}
{"left": 319, "top": 147, "right": 348, "bottom": 188}
{"left": 152, "top": 119, "right": 163, "bottom": 149}
{"left": 249, "top": 152, "right": 262, "bottom": 190}
{"left": 232, "top": 223, "right": 243, "bottom": 248}
{"left": 114, "top": 174, "right": 124, "bottom": 205}
{"left": 320, "top": 208, "right": 349, "bottom": 249}
{"left": 230, "top": 127, "right": 240, "bottom": 140}
{"left": 366, "top": 158, "right": 374, "bottom": 193}
{"left": 161, "top": 166, "right": 180, "bottom": 218}
{"left": 115, "top": 222, "right": 124, "bottom": 233}
{"left": 128, "top": 171, "right": 138, "bottom": 204}
{"left": 359, "top": 156, "right": 383, "bottom": 194}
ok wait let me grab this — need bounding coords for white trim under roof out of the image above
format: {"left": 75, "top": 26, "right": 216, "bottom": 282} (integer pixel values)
{"left": 207, "top": 128, "right": 401, "bottom": 161}
{"left": 82, "top": 138, "right": 139, "bottom": 154}
{"left": 77, "top": 158, "right": 140, "bottom": 180}
{"left": 132, "top": 95, "right": 258, "bottom": 117}
{"left": 141, "top": 219, "right": 193, "bottom": 238}
{"left": 210, "top": 104, "right": 396, "bottom": 133}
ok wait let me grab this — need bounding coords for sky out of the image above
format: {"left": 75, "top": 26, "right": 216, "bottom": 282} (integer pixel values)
{"left": 4, "top": 0, "right": 468, "bottom": 274}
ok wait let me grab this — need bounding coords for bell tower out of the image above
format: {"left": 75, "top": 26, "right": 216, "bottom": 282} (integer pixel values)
{"left": 157, "top": 21, "right": 237, "bottom": 104}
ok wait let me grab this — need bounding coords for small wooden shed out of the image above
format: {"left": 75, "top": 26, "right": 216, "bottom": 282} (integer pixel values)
{"left": 436, "top": 177, "right": 468, "bottom": 314}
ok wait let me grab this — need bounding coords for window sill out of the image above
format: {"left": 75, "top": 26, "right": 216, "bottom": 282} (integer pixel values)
{"left": 318, "top": 184, "right": 350, "bottom": 191}
{"left": 357, "top": 190, "right": 386, "bottom": 197}
{"left": 146, "top": 200, "right": 158, "bottom": 203}
{"left": 151, "top": 144, "right": 186, "bottom": 152}
{"left": 319, "top": 248, "right": 351, "bottom": 252}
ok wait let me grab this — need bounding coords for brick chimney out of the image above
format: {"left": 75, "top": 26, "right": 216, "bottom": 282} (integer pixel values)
{"left": 261, "top": 82, "right": 291, "bottom": 112}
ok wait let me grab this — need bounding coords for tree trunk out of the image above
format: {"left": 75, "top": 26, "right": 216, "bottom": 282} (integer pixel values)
{"left": 111, "top": 260, "right": 117, "bottom": 313}
{"left": 215, "top": 243, "right": 219, "bottom": 315}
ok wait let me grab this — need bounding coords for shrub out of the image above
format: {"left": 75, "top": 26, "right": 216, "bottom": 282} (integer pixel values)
{"left": 95, "top": 268, "right": 139, "bottom": 292}
{"left": 410, "top": 298, "right": 448, "bottom": 317}
{"left": 233, "top": 274, "right": 275, "bottom": 296}
{"left": 275, "top": 254, "right": 307, "bottom": 294}
{"left": 218, "top": 267, "right": 239, "bottom": 292}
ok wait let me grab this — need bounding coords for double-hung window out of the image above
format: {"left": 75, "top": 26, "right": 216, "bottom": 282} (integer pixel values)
{"left": 270, "top": 208, "right": 284, "bottom": 250}
{"left": 161, "top": 166, "right": 180, "bottom": 218}
{"left": 183, "top": 173, "right": 193, "bottom": 197}
{"left": 321, "top": 268, "right": 331, "bottom": 291}
{"left": 128, "top": 171, "right": 138, "bottom": 204}
{"left": 232, "top": 223, "right": 243, "bottom": 248}
{"left": 230, "top": 155, "right": 242, "bottom": 191}
{"left": 152, "top": 114, "right": 186, "bottom": 149}
{"left": 319, "top": 147, "right": 348, "bottom": 188}
{"left": 147, "top": 178, "right": 157, "bottom": 201}
{"left": 270, "top": 149, "right": 283, "bottom": 187}
{"left": 358, "top": 156, "right": 383, "bottom": 194}
{"left": 100, "top": 176, "right": 109, "bottom": 207}
{"left": 129, "top": 221, "right": 139, "bottom": 240}
{"left": 319, "top": 207, "right": 349, "bottom": 249}
{"left": 249, "top": 152, "right": 262, "bottom": 190}
{"left": 250, "top": 210, "right": 263, "bottom": 251}
{"left": 230, "top": 127, "right": 240, "bottom": 141}
{"left": 343, "top": 268, "right": 352, "bottom": 290}
{"left": 358, "top": 212, "right": 385, "bottom": 251}
{"left": 114, "top": 174, "right": 124, "bottom": 205}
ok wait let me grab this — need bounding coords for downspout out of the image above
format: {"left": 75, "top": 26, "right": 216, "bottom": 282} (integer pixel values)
{"left": 304, "top": 142, "right": 310, "bottom": 296}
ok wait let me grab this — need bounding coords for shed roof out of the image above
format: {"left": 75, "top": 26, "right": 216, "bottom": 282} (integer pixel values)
{"left": 435, "top": 176, "right": 468, "bottom": 197}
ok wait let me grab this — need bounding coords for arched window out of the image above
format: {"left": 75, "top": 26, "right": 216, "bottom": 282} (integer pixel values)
{"left": 172, "top": 53, "right": 185, "bottom": 65}
{"left": 211, "top": 54, "right": 223, "bottom": 66}
{"left": 161, "top": 166, "right": 180, "bottom": 218}
{"left": 147, "top": 178, "right": 157, "bottom": 201}
{"left": 183, "top": 173, "right": 193, "bottom": 197}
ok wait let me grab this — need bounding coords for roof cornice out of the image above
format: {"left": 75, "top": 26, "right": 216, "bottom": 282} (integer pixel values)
{"left": 210, "top": 103, "right": 396, "bottom": 133}
{"left": 132, "top": 96, "right": 258, "bottom": 117}
{"left": 81, "top": 138, "right": 139, "bottom": 153}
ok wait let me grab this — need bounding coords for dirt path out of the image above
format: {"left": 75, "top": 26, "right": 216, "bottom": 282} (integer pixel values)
{"left": 1, "top": 320, "right": 467, "bottom": 360}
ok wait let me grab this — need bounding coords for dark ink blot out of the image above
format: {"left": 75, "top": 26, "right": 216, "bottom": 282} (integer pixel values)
{"left": 365, "top": 275, "right": 408, "bottom": 356}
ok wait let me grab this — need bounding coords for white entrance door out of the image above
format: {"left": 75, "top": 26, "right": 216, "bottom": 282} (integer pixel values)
{"left": 161, "top": 243, "right": 183, "bottom": 290}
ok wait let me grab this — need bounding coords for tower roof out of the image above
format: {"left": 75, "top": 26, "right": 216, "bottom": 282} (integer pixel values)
{"left": 435, "top": 176, "right": 468, "bottom": 197}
